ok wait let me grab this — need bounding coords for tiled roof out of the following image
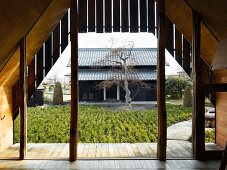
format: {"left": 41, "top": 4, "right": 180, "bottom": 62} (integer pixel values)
{"left": 68, "top": 48, "right": 159, "bottom": 67}
{"left": 77, "top": 69, "right": 156, "bottom": 81}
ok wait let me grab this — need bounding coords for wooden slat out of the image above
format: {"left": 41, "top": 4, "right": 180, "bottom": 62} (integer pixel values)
{"left": 148, "top": 0, "right": 155, "bottom": 34}
{"left": 130, "top": 0, "right": 139, "bottom": 32}
{"left": 192, "top": 10, "right": 205, "bottom": 160}
{"left": 70, "top": 0, "right": 79, "bottom": 161}
{"left": 88, "top": 0, "right": 95, "bottom": 32}
{"left": 105, "top": 0, "right": 112, "bottom": 32}
{"left": 78, "top": 0, "right": 87, "bottom": 32}
{"left": 165, "top": 16, "right": 174, "bottom": 56}
{"left": 36, "top": 46, "right": 44, "bottom": 87}
{"left": 19, "top": 37, "right": 27, "bottom": 159}
{"left": 13, "top": 80, "right": 19, "bottom": 120}
{"left": 53, "top": 23, "right": 60, "bottom": 64}
{"left": 113, "top": 0, "right": 120, "bottom": 32}
{"left": 140, "top": 0, "right": 147, "bottom": 32}
{"left": 45, "top": 34, "right": 52, "bottom": 76}
{"left": 175, "top": 27, "right": 183, "bottom": 66}
{"left": 61, "top": 11, "right": 69, "bottom": 53}
{"left": 96, "top": 0, "right": 103, "bottom": 33}
{"left": 157, "top": 0, "right": 166, "bottom": 161}
{"left": 27, "top": 57, "right": 35, "bottom": 99}
{"left": 121, "top": 0, "right": 129, "bottom": 32}
{"left": 183, "top": 37, "right": 191, "bottom": 76}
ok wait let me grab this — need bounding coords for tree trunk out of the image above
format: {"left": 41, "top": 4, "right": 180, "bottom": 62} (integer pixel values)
{"left": 124, "top": 80, "right": 131, "bottom": 105}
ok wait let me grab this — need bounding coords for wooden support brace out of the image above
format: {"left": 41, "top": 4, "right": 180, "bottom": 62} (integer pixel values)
{"left": 19, "top": 37, "right": 27, "bottom": 159}
{"left": 192, "top": 10, "right": 205, "bottom": 160}
{"left": 70, "top": 0, "right": 79, "bottom": 161}
{"left": 157, "top": 0, "right": 166, "bottom": 161}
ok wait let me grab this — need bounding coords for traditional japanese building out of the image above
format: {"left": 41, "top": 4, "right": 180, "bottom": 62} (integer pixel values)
{"left": 67, "top": 48, "right": 158, "bottom": 102}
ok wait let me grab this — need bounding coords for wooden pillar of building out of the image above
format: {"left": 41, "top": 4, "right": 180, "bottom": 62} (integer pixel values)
{"left": 19, "top": 37, "right": 27, "bottom": 159}
{"left": 70, "top": 0, "right": 79, "bottom": 161}
{"left": 117, "top": 84, "right": 120, "bottom": 101}
{"left": 103, "top": 86, "right": 106, "bottom": 101}
{"left": 192, "top": 10, "right": 205, "bottom": 160}
{"left": 157, "top": 0, "right": 166, "bottom": 161}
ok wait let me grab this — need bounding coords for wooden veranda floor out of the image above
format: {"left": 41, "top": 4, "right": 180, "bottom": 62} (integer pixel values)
{"left": 0, "top": 140, "right": 193, "bottom": 159}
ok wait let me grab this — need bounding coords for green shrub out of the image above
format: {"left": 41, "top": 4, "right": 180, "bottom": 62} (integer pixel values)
{"left": 166, "top": 76, "right": 192, "bottom": 100}
{"left": 53, "top": 81, "right": 63, "bottom": 105}
{"left": 183, "top": 86, "right": 192, "bottom": 107}
{"left": 14, "top": 104, "right": 192, "bottom": 143}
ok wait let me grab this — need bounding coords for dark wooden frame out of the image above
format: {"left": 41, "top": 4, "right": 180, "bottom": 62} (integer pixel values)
{"left": 192, "top": 10, "right": 205, "bottom": 160}
{"left": 157, "top": 0, "right": 166, "bottom": 161}
{"left": 70, "top": 0, "right": 79, "bottom": 161}
{"left": 19, "top": 37, "right": 27, "bottom": 159}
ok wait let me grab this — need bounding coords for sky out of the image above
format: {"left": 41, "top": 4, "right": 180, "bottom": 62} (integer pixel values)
{"left": 46, "top": 33, "right": 183, "bottom": 82}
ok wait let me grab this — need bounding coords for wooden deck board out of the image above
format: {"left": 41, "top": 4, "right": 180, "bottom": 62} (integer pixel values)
{"left": 0, "top": 141, "right": 202, "bottom": 159}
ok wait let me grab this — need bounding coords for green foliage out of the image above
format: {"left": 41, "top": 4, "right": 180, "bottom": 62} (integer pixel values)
{"left": 14, "top": 104, "right": 192, "bottom": 143}
{"left": 205, "top": 129, "right": 215, "bottom": 143}
{"left": 53, "top": 81, "right": 63, "bottom": 105}
{"left": 166, "top": 76, "right": 192, "bottom": 100}
{"left": 183, "top": 86, "right": 192, "bottom": 107}
{"left": 188, "top": 129, "right": 215, "bottom": 143}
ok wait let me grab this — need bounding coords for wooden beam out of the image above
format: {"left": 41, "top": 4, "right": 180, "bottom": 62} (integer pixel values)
{"left": 204, "top": 83, "right": 227, "bottom": 92}
{"left": 113, "top": 0, "right": 120, "bottom": 32}
{"left": 105, "top": 0, "right": 112, "bottom": 32}
{"left": 70, "top": 0, "right": 79, "bottom": 161}
{"left": 148, "top": 0, "right": 155, "bottom": 34}
{"left": 121, "top": 0, "right": 129, "bottom": 32}
{"left": 140, "top": 0, "right": 147, "bottom": 32}
{"left": 27, "top": 57, "right": 35, "bottom": 99}
{"left": 130, "top": 0, "right": 139, "bottom": 32}
{"left": 192, "top": 10, "right": 205, "bottom": 160}
{"left": 157, "top": 0, "right": 166, "bottom": 161}
{"left": 78, "top": 0, "right": 87, "bottom": 32}
{"left": 183, "top": 37, "right": 191, "bottom": 76}
{"left": 88, "top": 0, "right": 95, "bottom": 32}
{"left": 19, "top": 37, "right": 27, "bottom": 159}
{"left": 96, "top": 0, "right": 103, "bottom": 33}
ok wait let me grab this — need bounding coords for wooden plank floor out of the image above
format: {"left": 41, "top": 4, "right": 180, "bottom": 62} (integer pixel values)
{"left": 0, "top": 159, "right": 222, "bottom": 169}
{"left": 0, "top": 141, "right": 193, "bottom": 159}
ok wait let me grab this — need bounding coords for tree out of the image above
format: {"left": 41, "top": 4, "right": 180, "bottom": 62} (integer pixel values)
{"left": 53, "top": 81, "right": 63, "bottom": 105}
{"left": 165, "top": 76, "right": 191, "bottom": 100}
{"left": 183, "top": 86, "right": 192, "bottom": 107}
{"left": 96, "top": 40, "right": 150, "bottom": 105}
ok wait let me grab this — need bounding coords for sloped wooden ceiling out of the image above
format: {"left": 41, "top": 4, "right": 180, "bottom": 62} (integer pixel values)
{"left": 165, "top": 0, "right": 218, "bottom": 66}
{"left": 0, "top": 0, "right": 51, "bottom": 71}
{"left": 185, "top": 0, "right": 227, "bottom": 40}
{"left": 0, "top": 0, "right": 69, "bottom": 86}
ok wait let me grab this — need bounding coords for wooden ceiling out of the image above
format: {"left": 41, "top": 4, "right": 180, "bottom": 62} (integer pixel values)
{"left": 0, "top": 0, "right": 51, "bottom": 71}
{"left": 0, "top": 0, "right": 69, "bottom": 86}
{"left": 185, "top": 0, "right": 227, "bottom": 40}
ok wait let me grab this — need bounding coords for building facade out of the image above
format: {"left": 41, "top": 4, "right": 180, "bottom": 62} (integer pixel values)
{"left": 67, "top": 48, "right": 158, "bottom": 102}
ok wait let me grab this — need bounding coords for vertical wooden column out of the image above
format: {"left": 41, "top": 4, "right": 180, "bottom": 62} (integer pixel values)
{"left": 192, "top": 10, "right": 205, "bottom": 160}
{"left": 70, "top": 0, "right": 79, "bottom": 161}
{"left": 157, "top": 0, "right": 166, "bottom": 161}
{"left": 19, "top": 37, "right": 27, "bottom": 159}
{"left": 103, "top": 86, "right": 106, "bottom": 101}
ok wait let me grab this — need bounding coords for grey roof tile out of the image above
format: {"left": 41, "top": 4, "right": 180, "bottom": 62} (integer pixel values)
{"left": 68, "top": 48, "right": 160, "bottom": 67}
{"left": 77, "top": 69, "right": 156, "bottom": 81}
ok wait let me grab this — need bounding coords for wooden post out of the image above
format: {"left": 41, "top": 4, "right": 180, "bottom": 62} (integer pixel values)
{"left": 103, "top": 86, "right": 106, "bottom": 101}
{"left": 117, "top": 84, "right": 120, "bottom": 101}
{"left": 19, "top": 37, "right": 27, "bottom": 159}
{"left": 192, "top": 10, "right": 205, "bottom": 160}
{"left": 157, "top": 0, "right": 166, "bottom": 161}
{"left": 70, "top": 0, "right": 79, "bottom": 161}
